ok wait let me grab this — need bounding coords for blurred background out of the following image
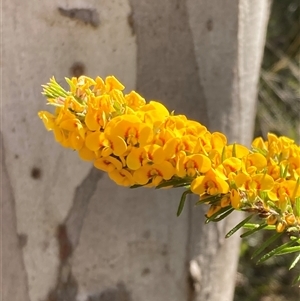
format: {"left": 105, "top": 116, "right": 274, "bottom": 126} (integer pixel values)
{"left": 235, "top": 1, "right": 300, "bottom": 300}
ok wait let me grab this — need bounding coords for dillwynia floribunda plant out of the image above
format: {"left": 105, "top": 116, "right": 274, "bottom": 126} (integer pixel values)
{"left": 39, "top": 75, "right": 300, "bottom": 283}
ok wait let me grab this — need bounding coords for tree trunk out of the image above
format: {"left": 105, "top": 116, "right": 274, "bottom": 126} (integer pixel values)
{"left": 2, "top": 1, "right": 271, "bottom": 301}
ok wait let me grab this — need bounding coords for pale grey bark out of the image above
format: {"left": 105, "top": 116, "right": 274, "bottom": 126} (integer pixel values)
{"left": 2, "top": 1, "right": 271, "bottom": 301}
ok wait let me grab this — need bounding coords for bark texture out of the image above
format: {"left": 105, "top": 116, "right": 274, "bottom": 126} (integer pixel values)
{"left": 2, "top": 0, "right": 271, "bottom": 300}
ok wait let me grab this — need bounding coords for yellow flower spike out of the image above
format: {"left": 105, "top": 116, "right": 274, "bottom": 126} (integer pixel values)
{"left": 133, "top": 161, "right": 175, "bottom": 185}
{"left": 105, "top": 75, "right": 125, "bottom": 92}
{"left": 230, "top": 189, "right": 242, "bottom": 209}
{"left": 191, "top": 170, "right": 229, "bottom": 195}
{"left": 206, "top": 205, "right": 222, "bottom": 218}
{"left": 94, "top": 156, "right": 123, "bottom": 172}
{"left": 38, "top": 111, "right": 56, "bottom": 130}
{"left": 109, "top": 169, "right": 134, "bottom": 187}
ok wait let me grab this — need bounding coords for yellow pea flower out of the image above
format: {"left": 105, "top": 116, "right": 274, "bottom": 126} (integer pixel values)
{"left": 210, "top": 132, "right": 227, "bottom": 152}
{"left": 94, "top": 156, "right": 123, "bottom": 172}
{"left": 176, "top": 151, "right": 211, "bottom": 178}
{"left": 184, "top": 120, "right": 208, "bottom": 137}
{"left": 126, "top": 145, "right": 166, "bottom": 170}
{"left": 109, "top": 169, "right": 134, "bottom": 187}
{"left": 268, "top": 180, "right": 299, "bottom": 203}
{"left": 124, "top": 91, "right": 146, "bottom": 111}
{"left": 235, "top": 173, "right": 274, "bottom": 191}
{"left": 244, "top": 153, "right": 267, "bottom": 173}
{"left": 163, "top": 135, "right": 198, "bottom": 159}
{"left": 191, "top": 170, "right": 229, "bottom": 195}
{"left": 216, "top": 157, "right": 242, "bottom": 179}
{"left": 133, "top": 162, "right": 175, "bottom": 186}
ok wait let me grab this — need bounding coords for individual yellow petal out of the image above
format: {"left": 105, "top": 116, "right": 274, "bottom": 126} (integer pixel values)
{"left": 190, "top": 176, "right": 206, "bottom": 195}
{"left": 78, "top": 146, "right": 96, "bottom": 161}
{"left": 211, "top": 132, "right": 227, "bottom": 151}
{"left": 38, "top": 111, "right": 56, "bottom": 130}
{"left": 85, "top": 131, "right": 101, "bottom": 151}
{"left": 230, "top": 189, "right": 241, "bottom": 209}
{"left": 226, "top": 144, "right": 250, "bottom": 158}
{"left": 138, "top": 124, "right": 153, "bottom": 146}
{"left": 246, "top": 153, "right": 267, "bottom": 171}
{"left": 110, "top": 135, "right": 127, "bottom": 156}
{"left": 126, "top": 148, "right": 144, "bottom": 170}
{"left": 191, "top": 154, "right": 212, "bottom": 173}
{"left": 235, "top": 172, "right": 251, "bottom": 189}
{"left": 69, "top": 132, "right": 84, "bottom": 150}
{"left": 85, "top": 110, "right": 100, "bottom": 131}
{"left": 145, "top": 145, "right": 166, "bottom": 164}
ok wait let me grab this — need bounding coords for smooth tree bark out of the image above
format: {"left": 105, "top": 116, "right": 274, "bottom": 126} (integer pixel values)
{"left": 2, "top": 1, "right": 271, "bottom": 300}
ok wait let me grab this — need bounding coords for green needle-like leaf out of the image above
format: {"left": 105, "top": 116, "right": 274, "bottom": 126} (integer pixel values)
{"left": 257, "top": 240, "right": 296, "bottom": 264}
{"left": 294, "top": 197, "right": 300, "bottom": 217}
{"left": 243, "top": 223, "right": 276, "bottom": 230}
{"left": 177, "top": 190, "right": 192, "bottom": 217}
{"left": 225, "top": 214, "right": 254, "bottom": 238}
{"left": 290, "top": 253, "right": 300, "bottom": 270}
{"left": 252, "top": 232, "right": 283, "bottom": 259}
{"left": 205, "top": 206, "right": 234, "bottom": 224}
{"left": 240, "top": 222, "right": 268, "bottom": 238}
{"left": 195, "top": 194, "right": 221, "bottom": 206}
{"left": 275, "top": 246, "right": 300, "bottom": 255}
